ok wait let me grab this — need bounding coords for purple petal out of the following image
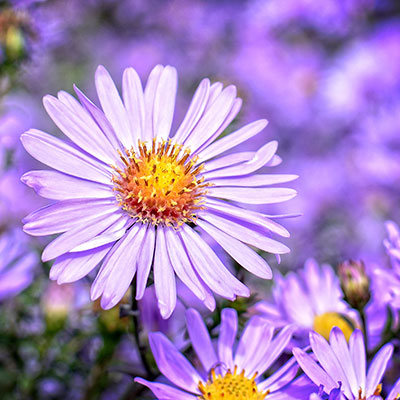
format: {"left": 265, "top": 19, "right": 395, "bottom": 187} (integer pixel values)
{"left": 179, "top": 224, "right": 249, "bottom": 299}
{"left": 199, "top": 211, "right": 290, "bottom": 254}
{"left": 122, "top": 67, "right": 145, "bottom": 145}
{"left": 21, "top": 170, "right": 113, "bottom": 200}
{"left": 211, "top": 174, "right": 298, "bottom": 187}
{"left": 173, "top": 78, "right": 210, "bottom": 144}
{"left": 23, "top": 198, "right": 119, "bottom": 236}
{"left": 95, "top": 65, "right": 131, "bottom": 149}
{"left": 292, "top": 347, "right": 337, "bottom": 394}
{"left": 42, "top": 212, "right": 122, "bottom": 262}
{"left": 202, "top": 151, "right": 255, "bottom": 172}
{"left": 149, "top": 332, "right": 202, "bottom": 394}
{"left": 258, "top": 357, "right": 299, "bottom": 392}
{"left": 154, "top": 226, "right": 176, "bottom": 319}
{"left": 185, "top": 308, "right": 218, "bottom": 372}
{"left": 218, "top": 308, "right": 238, "bottom": 371}
{"left": 21, "top": 129, "right": 112, "bottom": 184}
{"left": 197, "top": 119, "right": 268, "bottom": 162}
{"left": 387, "top": 377, "right": 400, "bottom": 400}
{"left": 197, "top": 219, "right": 272, "bottom": 279}
{"left": 349, "top": 329, "right": 366, "bottom": 395}
{"left": 153, "top": 66, "right": 178, "bottom": 141}
{"left": 135, "top": 224, "right": 156, "bottom": 300}
{"left": 365, "top": 343, "right": 394, "bottom": 397}
{"left": 135, "top": 378, "right": 196, "bottom": 400}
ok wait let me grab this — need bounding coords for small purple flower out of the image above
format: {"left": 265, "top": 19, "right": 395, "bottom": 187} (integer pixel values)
{"left": 136, "top": 307, "right": 302, "bottom": 399}
{"left": 293, "top": 328, "right": 394, "bottom": 400}
{"left": 21, "top": 65, "right": 296, "bottom": 318}
{"left": 0, "top": 228, "right": 37, "bottom": 301}
{"left": 254, "top": 259, "right": 357, "bottom": 343}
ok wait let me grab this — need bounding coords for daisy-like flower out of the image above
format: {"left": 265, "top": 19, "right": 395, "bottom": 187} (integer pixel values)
{"left": 136, "top": 307, "right": 305, "bottom": 399}
{"left": 254, "top": 259, "right": 358, "bottom": 342}
{"left": 0, "top": 228, "right": 37, "bottom": 301}
{"left": 293, "top": 327, "right": 394, "bottom": 400}
{"left": 21, "top": 65, "right": 297, "bottom": 318}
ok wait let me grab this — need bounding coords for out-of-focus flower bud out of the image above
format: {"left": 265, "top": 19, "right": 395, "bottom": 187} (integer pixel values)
{"left": 338, "top": 260, "right": 371, "bottom": 310}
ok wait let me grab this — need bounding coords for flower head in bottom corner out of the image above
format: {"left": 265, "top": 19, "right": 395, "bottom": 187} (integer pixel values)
{"left": 293, "top": 327, "right": 394, "bottom": 400}
{"left": 135, "top": 307, "right": 308, "bottom": 400}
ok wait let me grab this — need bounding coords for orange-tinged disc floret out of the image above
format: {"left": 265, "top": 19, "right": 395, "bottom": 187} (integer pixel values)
{"left": 198, "top": 367, "right": 269, "bottom": 400}
{"left": 112, "top": 138, "right": 209, "bottom": 227}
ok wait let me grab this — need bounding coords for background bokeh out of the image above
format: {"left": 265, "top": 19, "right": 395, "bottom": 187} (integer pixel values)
{"left": 1, "top": 0, "right": 400, "bottom": 398}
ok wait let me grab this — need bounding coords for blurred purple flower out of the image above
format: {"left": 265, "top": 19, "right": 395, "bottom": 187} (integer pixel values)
{"left": 254, "top": 259, "right": 358, "bottom": 343}
{"left": 0, "top": 228, "right": 37, "bottom": 301}
{"left": 293, "top": 328, "right": 394, "bottom": 400}
{"left": 21, "top": 64, "right": 297, "bottom": 318}
{"left": 136, "top": 307, "right": 306, "bottom": 399}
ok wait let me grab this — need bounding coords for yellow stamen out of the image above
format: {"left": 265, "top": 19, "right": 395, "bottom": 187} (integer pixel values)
{"left": 112, "top": 139, "right": 209, "bottom": 227}
{"left": 198, "top": 366, "right": 269, "bottom": 400}
{"left": 313, "top": 312, "right": 354, "bottom": 341}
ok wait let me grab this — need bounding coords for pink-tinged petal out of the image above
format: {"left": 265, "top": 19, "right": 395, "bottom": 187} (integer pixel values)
{"left": 207, "top": 186, "right": 296, "bottom": 205}
{"left": 23, "top": 198, "right": 119, "bottom": 236}
{"left": 21, "top": 170, "right": 113, "bottom": 200}
{"left": 212, "top": 174, "right": 299, "bottom": 187}
{"left": 202, "top": 141, "right": 278, "bottom": 179}
{"left": 197, "top": 219, "right": 272, "bottom": 279}
{"left": 99, "top": 224, "right": 147, "bottom": 310}
{"left": 184, "top": 86, "right": 237, "bottom": 152}
{"left": 42, "top": 212, "right": 122, "bottom": 262}
{"left": 349, "top": 329, "right": 366, "bottom": 395}
{"left": 21, "top": 129, "right": 112, "bottom": 184}
{"left": 173, "top": 78, "right": 210, "bottom": 144}
{"left": 179, "top": 224, "right": 249, "bottom": 299}
{"left": 234, "top": 316, "right": 273, "bottom": 375}
{"left": 387, "top": 377, "right": 400, "bottom": 400}
{"left": 195, "top": 97, "right": 242, "bottom": 154}
{"left": 135, "top": 224, "right": 156, "bottom": 300}
{"left": 365, "top": 343, "right": 394, "bottom": 397}
{"left": 292, "top": 347, "right": 337, "bottom": 394}
{"left": 199, "top": 211, "right": 290, "bottom": 254}
{"left": 202, "top": 151, "right": 255, "bottom": 172}
{"left": 329, "top": 327, "right": 359, "bottom": 397}
{"left": 143, "top": 65, "right": 164, "bottom": 142}
{"left": 45, "top": 93, "right": 116, "bottom": 165}
{"left": 74, "top": 85, "right": 121, "bottom": 150}
{"left": 149, "top": 332, "right": 203, "bottom": 393}
{"left": 135, "top": 378, "right": 197, "bottom": 400}
{"left": 309, "top": 331, "right": 352, "bottom": 397}
{"left": 205, "top": 199, "right": 290, "bottom": 237}
{"left": 95, "top": 65, "right": 131, "bottom": 149}
{"left": 197, "top": 119, "right": 268, "bottom": 162}
{"left": 122, "top": 67, "right": 145, "bottom": 145}
{"left": 50, "top": 243, "right": 112, "bottom": 284}
{"left": 164, "top": 227, "right": 208, "bottom": 302}
{"left": 153, "top": 66, "right": 178, "bottom": 141}
{"left": 70, "top": 216, "right": 130, "bottom": 252}
{"left": 154, "top": 226, "right": 176, "bottom": 319}
{"left": 185, "top": 308, "right": 218, "bottom": 372}
{"left": 218, "top": 308, "right": 238, "bottom": 371}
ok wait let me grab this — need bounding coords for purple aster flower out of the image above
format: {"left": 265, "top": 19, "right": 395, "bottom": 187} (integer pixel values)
{"left": 0, "top": 228, "right": 37, "bottom": 301}
{"left": 21, "top": 65, "right": 296, "bottom": 318}
{"left": 254, "top": 259, "right": 358, "bottom": 343}
{"left": 136, "top": 307, "right": 304, "bottom": 399}
{"left": 293, "top": 327, "right": 394, "bottom": 400}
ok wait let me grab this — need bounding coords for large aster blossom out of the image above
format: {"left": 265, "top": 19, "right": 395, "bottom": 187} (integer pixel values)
{"left": 0, "top": 228, "right": 37, "bottom": 301}
{"left": 136, "top": 307, "right": 308, "bottom": 399}
{"left": 21, "top": 65, "right": 296, "bottom": 318}
{"left": 254, "top": 259, "right": 358, "bottom": 343}
{"left": 293, "top": 328, "right": 394, "bottom": 400}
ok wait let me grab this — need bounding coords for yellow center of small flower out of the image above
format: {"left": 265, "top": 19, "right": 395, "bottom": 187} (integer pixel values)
{"left": 112, "top": 139, "right": 209, "bottom": 227}
{"left": 313, "top": 312, "right": 354, "bottom": 341}
{"left": 198, "top": 367, "right": 269, "bottom": 400}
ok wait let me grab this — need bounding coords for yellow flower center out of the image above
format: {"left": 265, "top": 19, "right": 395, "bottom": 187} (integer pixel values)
{"left": 112, "top": 139, "right": 209, "bottom": 227}
{"left": 313, "top": 312, "right": 354, "bottom": 341}
{"left": 198, "top": 367, "right": 269, "bottom": 400}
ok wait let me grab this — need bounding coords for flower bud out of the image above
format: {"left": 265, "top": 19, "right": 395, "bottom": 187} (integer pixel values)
{"left": 338, "top": 260, "right": 371, "bottom": 310}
